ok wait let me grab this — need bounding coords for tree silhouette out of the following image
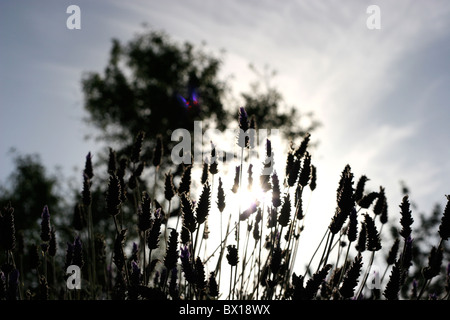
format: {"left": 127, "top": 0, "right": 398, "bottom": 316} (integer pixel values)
{"left": 0, "top": 152, "right": 62, "bottom": 234}
{"left": 81, "top": 29, "right": 318, "bottom": 169}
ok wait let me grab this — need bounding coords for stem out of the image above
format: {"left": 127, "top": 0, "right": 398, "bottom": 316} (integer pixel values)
{"left": 304, "top": 228, "right": 329, "bottom": 277}
{"left": 356, "top": 250, "right": 375, "bottom": 298}
{"left": 239, "top": 221, "right": 251, "bottom": 297}
{"left": 112, "top": 215, "right": 130, "bottom": 286}
{"left": 337, "top": 241, "right": 352, "bottom": 286}
{"left": 417, "top": 279, "right": 430, "bottom": 300}
{"left": 87, "top": 204, "right": 97, "bottom": 299}
{"left": 142, "top": 231, "right": 147, "bottom": 285}
{"left": 257, "top": 202, "right": 265, "bottom": 299}
{"left": 235, "top": 147, "right": 244, "bottom": 295}
{"left": 323, "top": 232, "right": 335, "bottom": 268}
{"left": 229, "top": 265, "right": 234, "bottom": 300}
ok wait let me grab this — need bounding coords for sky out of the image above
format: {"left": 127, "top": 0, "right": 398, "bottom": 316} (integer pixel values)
{"left": 1, "top": 1, "right": 450, "bottom": 267}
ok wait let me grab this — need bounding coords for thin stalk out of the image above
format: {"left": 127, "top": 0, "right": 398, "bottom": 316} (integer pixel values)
{"left": 322, "top": 233, "right": 336, "bottom": 269}
{"left": 142, "top": 231, "right": 147, "bottom": 285}
{"left": 235, "top": 146, "right": 245, "bottom": 296}
{"left": 229, "top": 265, "right": 234, "bottom": 300}
{"left": 239, "top": 221, "right": 252, "bottom": 298}
{"left": 417, "top": 279, "right": 430, "bottom": 300}
{"left": 380, "top": 264, "right": 390, "bottom": 284}
{"left": 112, "top": 215, "right": 130, "bottom": 286}
{"left": 87, "top": 204, "right": 97, "bottom": 298}
{"left": 193, "top": 224, "right": 201, "bottom": 259}
{"left": 257, "top": 202, "right": 265, "bottom": 299}
{"left": 333, "top": 232, "right": 344, "bottom": 274}
{"left": 304, "top": 228, "right": 330, "bottom": 277}
{"left": 356, "top": 250, "right": 375, "bottom": 298}
{"left": 337, "top": 241, "right": 352, "bottom": 286}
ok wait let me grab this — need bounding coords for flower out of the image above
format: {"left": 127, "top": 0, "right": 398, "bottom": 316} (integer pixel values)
{"left": 40, "top": 205, "right": 51, "bottom": 243}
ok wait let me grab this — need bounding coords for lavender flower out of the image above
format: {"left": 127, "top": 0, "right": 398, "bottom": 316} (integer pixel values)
{"left": 0, "top": 203, "right": 16, "bottom": 251}
{"left": 217, "top": 177, "right": 226, "bottom": 213}
{"left": 196, "top": 182, "right": 211, "bottom": 225}
{"left": 226, "top": 245, "right": 239, "bottom": 266}
{"left": 40, "top": 205, "right": 51, "bottom": 242}
{"left": 83, "top": 151, "right": 94, "bottom": 180}
{"left": 438, "top": 195, "right": 450, "bottom": 240}
{"left": 131, "top": 130, "right": 145, "bottom": 164}
{"left": 231, "top": 165, "right": 240, "bottom": 193}
{"left": 152, "top": 134, "right": 163, "bottom": 167}
{"left": 272, "top": 171, "right": 281, "bottom": 208}
{"left": 73, "top": 236, "right": 84, "bottom": 269}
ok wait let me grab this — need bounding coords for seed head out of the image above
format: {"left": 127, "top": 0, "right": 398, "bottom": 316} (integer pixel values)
{"left": 147, "top": 208, "right": 162, "bottom": 250}
{"left": 358, "top": 191, "right": 379, "bottom": 209}
{"left": 83, "top": 152, "right": 94, "bottom": 180}
{"left": 399, "top": 195, "right": 414, "bottom": 239}
{"left": 310, "top": 165, "right": 317, "bottom": 191}
{"left": 178, "top": 165, "right": 192, "bottom": 195}
{"left": 386, "top": 238, "right": 400, "bottom": 266}
{"left": 305, "top": 264, "right": 332, "bottom": 300}
{"left": 201, "top": 162, "right": 209, "bottom": 185}
{"left": 278, "top": 193, "right": 291, "bottom": 228}
{"left": 0, "top": 203, "right": 16, "bottom": 251}
{"left": 40, "top": 205, "right": 51, "bottom": 243}
{"left": 355, "top": 221, "right": 367, "bottom": 253}
{"left": 164, "top": 171, "right": 176, "bottom": 201}
{"left": 217, "top": 177, "right": 226, "bottom": 213}
{"left": 272, "top": 171, "right": 281, "bottom": 208}
{"left": 294, "top": 133, "right": 310, "bottom": 159}
{"left": 106, "top": 174, "right": 122, "bottom": 217}
{"left": 196, "top": 182, "right": 211, "bottom": 225}
{"left": 226, "top": 245, "right": 239, "bottom": 266}
{"left": 114, "top": 229, "right": 127, "bottom": 271}
{"left": 422, "top": 246, "right": 443, "bottom": 280}
{"left": 152, "top": 134, "right": 163, "bottom": 167}
{"left": 384, "top": 260, "right": 401, "bottom": 300}
{"left": 298, "top": 152, "right": 311, "bottom": 188}
{"left": 138, "top": 191, "right": 153, "bottom": 232}
{"left": 354, "top": 175, "right": 368, "bottom": 203}
{"left": 131, "top": 130, "right": 145, "bottom": 164}
{"left": 208, "top": 272, "right": 219, "bottom": 297}
{"left": 164, "top": 229, "right": 179, "bottom": 272}
{"left": 373, "top": 186, "right": 386, "bottom": 216}
{"left": 438, "top": 195, "right": 450, "bottom": 240}
{"left": 107, "top": 148, "right": 117, "bottom": 175}
{"left": 73, "top": 236, "right": 84, "bottom": 269}
{"left": 364, "top": 214, "right": 382, "bottom": 251}
{"left": 347, "top": 208, "right": 358, "bottom": 243}
{"left": 339, "top": 254, "right": 363, "bottom": 299}
{"left": 181, "top": 193, "right": 196, "bottom": 233}
{"left": 295, "top": 184, "right": 304, "bottom": 220}
{"left": 209, "top": 141, "right": 218, "bottom": 175}
{"left": 195, "top": 257, "right": 207, "bottom": 291}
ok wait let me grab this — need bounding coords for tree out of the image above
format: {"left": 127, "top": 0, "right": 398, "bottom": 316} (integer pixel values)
{"left": 81, "top": 29, "right": 318, "bottom": 169}
{"left": 82, "top": 30, "right": 229, "bottom": 164}
{"left": 0, "top": 152, "right": 62, "bottom": 233}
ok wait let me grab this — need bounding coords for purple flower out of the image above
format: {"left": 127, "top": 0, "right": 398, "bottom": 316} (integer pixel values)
{"left": 73, "top": 236, "right": 84, "bottom": 269}
{"left": 238, "top": 107, "right": 249, "bottom": 132}
{"left": 180, "top": 245, "right": 190, "bottom": 262}
{"left": 40, "top": 205, "right": 51, "bottom": 242}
